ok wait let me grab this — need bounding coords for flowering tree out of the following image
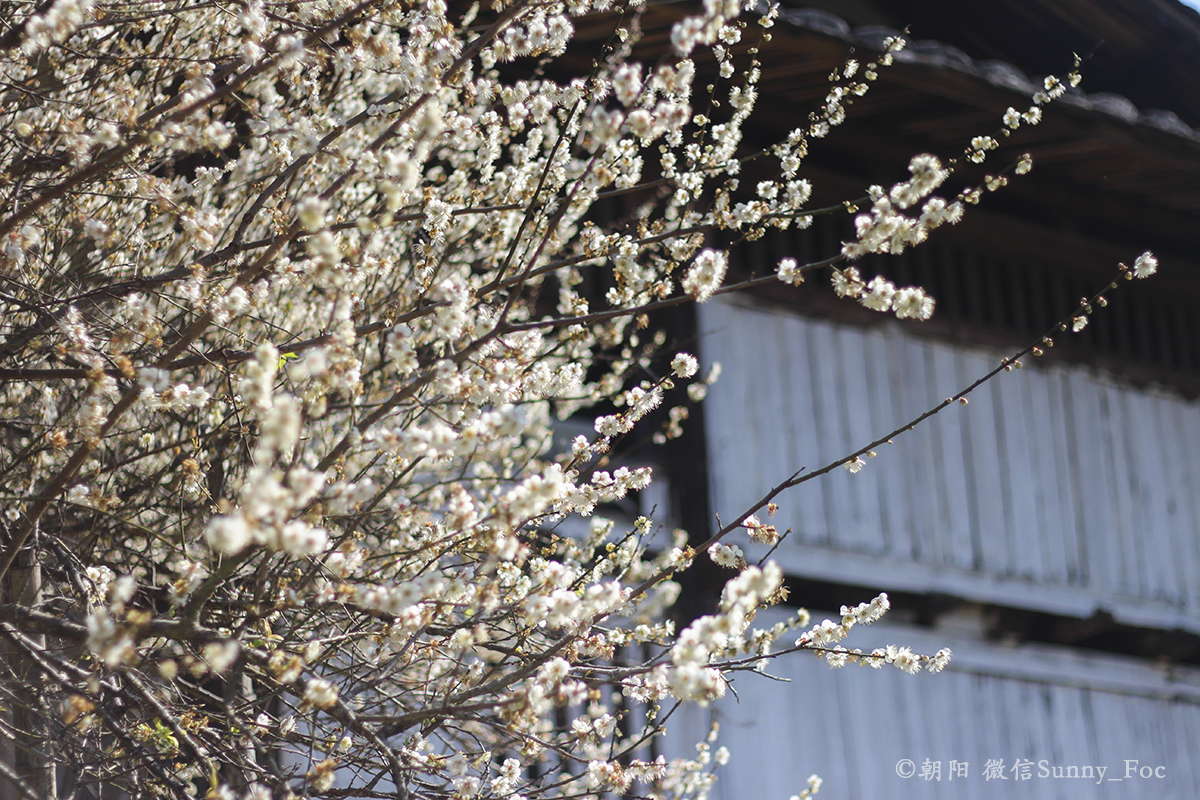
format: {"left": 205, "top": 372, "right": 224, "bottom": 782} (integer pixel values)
{"left": 0, "top": 0, "right": 1159, "bottom": 798}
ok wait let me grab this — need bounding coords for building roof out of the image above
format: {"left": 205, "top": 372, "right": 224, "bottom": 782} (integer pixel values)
{"left": 567, "top": 3, "right": 1200, "bottom": 388}
{"left": 786, "top": 0, "right": 1200, "bottom": 129}
{"left": 780, "top": 5, "right": 1200, "bottom": 144}
{"left": 750, "top": 4, "right": 1200, "bottom": 233}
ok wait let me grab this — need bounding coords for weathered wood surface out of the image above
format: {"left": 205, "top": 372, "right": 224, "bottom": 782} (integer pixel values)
{"left": 697, "top": 297, "right": 1200, "bottom": 631}
{"left": 660, "top": 610, "right": 1200, "bottom": 799}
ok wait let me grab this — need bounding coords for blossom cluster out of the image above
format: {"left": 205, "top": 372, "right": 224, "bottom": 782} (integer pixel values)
{"left": 793, "top": 594, "right": 952, "bottom": 674}
{"left": 841, "top": 155, "right": 961, "bottom": 261}
{"left": 670, "top": 563, "right": 785, "bottom": 701}
{"left": 0, "top": 0, "right": 1076, "bottom": 797}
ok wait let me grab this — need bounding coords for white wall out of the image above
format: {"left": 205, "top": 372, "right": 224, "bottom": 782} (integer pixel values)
{"left": 697, "top": 297, "right": 1200, "bottom": 633}
{"left": 659, "top": 609, "right": 1200, "bottom": 800}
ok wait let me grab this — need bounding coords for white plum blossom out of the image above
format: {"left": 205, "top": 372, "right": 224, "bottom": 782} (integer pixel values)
{"left": 777, "top": 257, "right": 804, "bottom": 285}
{"left": 710, "top": 542, "right": 744, "bottom": 569}
{"left": 203, "top": 640, "right": 240, "bottom": 674}
{"left": 861, "top": 276, "right": 896, "bottom": 312}
{"left": 205, "top": 514, "right": 251, "bottom": 555}
{"left": 0, "top": 2, "right": 1126, "bottom": 795}
{"left": 672, "top": 352, "right": 700, "bottom": 378}
{"left": 683, "top": 249, "right": 729, "bottom": 302}
{"left": 832, "top": 267, "right": 865, "bottom": 298}
{"left": 303, "top": 678, "right": 339, "bottom": 710}
{"left": 927, "top": 648, "right": 954, "bottom": 673}
{"left": 893, "top": 287, "right": 935, "bottom": 320}
{"left": 1134, "top": 251, "right": 1158, "bottom": 278}
{"left": 297, "top": 196, "right": 329, "bottom": 232}
{"left": 891, "top": 646, "right": 921, "bottom": 674}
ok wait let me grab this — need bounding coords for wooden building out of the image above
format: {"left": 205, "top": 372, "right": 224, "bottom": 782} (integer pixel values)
{"left": 650, "top": 1, "right": 1200, "bottom": 796}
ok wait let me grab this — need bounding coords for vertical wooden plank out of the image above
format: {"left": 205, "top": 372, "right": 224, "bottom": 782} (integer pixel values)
{"left": 863, "top": 326, "right": 907, "bottom": 558}
{"left": 930, "top": 670, "right": 975, "bottom": 799}
{"left": 980, "top": 675, "right": 1018, "bottom": 784}
{"left": 697, "top": 302, "right": 746, "bottom": 521}
{"left": 1020, "top": 367, "right": 1071, "bottom": 586}
{"left": 1122, "top": 390, "right": 1177, "bottom": 604}
{"left": 1101, "top": 384, "right": 1144, "bottom": 598}
{"left": 1157, "top": 394, "right": 1200, "bottom": 613}
{"left": 881, "top": 331, "right": 930, "bottom": 561}
{"left": 959, "top": 351, "right": 1011, "bottom": 576}
{"left": 890, "top": 665, "right": 934, "bottom": 791}
{"left": 1079, "top": 689, "right": 1106, "bottom": 796}
{"left": 1063, "top": 371, "right": 1118, "bottom": 596}
{"left": 993, "top": 677, "right": 1031, "bottom": 789}
{"left": 700, "top": 301, "right": 796, "bottom": 540}
{"left": 839, "top": 666, "right": 883, "bottom": 798}
{"left": 808, "top": 661, "right": 854, "bottom": 796}
{"left": 1045, "top": 369, "right": 1086, "bottom": 585}
{"left": 1028, "top": 683, "right": 1069, "bottom": 800}
{"left": 944, "top": 670, "right": 983, "bottom": 800}
{"left": 916, "top": 343, "right": 955, "bottom": 568}
{"left": 1011, "top": 680, "right": 1045, "bottom": 794}
{"left": 1019, "top": 681, "right": 1051, "bottom": 781}
{"left": 928, "top": 342, "right": 976, "bottom": 571}
{"left": 893, "top": 333, "right": 942, "bottom": 562}
{"left": 993, "top": 364, "right": 1043, "bottom": 581}
{"left": 1166, "top": 698, "right": 1200, "bottom": 796}
{"left": 773, "top": 313, "right": 811, "bottom": 545}
{"left": 784, "top": 314, "right": 830, "bottom": 545}
{"left": 832, "top": 324, "right": 886, "bottom": 554}
{"left": 1179, "top": 395, "right": 1200, "bottom": 614}
{"left": 747, "top": 311, "right": 793, "bottom": 527}
{"left": 710, "top": 670, "right": 769, "bottom": 800}
{"left": 1045, "top": 682, "right": 1094, "bottom": 799}
{"left": 1124, "top": 696, "right": 1177, "bottom": 795}
{"left": 1091, "top": 690, "right": 1138, "bottom": 800}
{"left": 715, "top": 301, "right": 761, "bottom": 522}
{"left": 806, "top": 321, "right": 848, "bottom": 548}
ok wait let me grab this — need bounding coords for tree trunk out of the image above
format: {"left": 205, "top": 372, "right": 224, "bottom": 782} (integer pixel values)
{"left": 2, "top": 544, "right": 57, "bottom": 800}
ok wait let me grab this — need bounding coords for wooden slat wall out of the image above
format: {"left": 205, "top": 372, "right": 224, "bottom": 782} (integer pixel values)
{"left": 744, "top": 214, "right": 1200, "bottom": 396}
{"left": 697, "top": 297, "right": 1200, "bottom": 630}
{"left": 659, "top": 612, "right": 1200, "bottom": 799}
